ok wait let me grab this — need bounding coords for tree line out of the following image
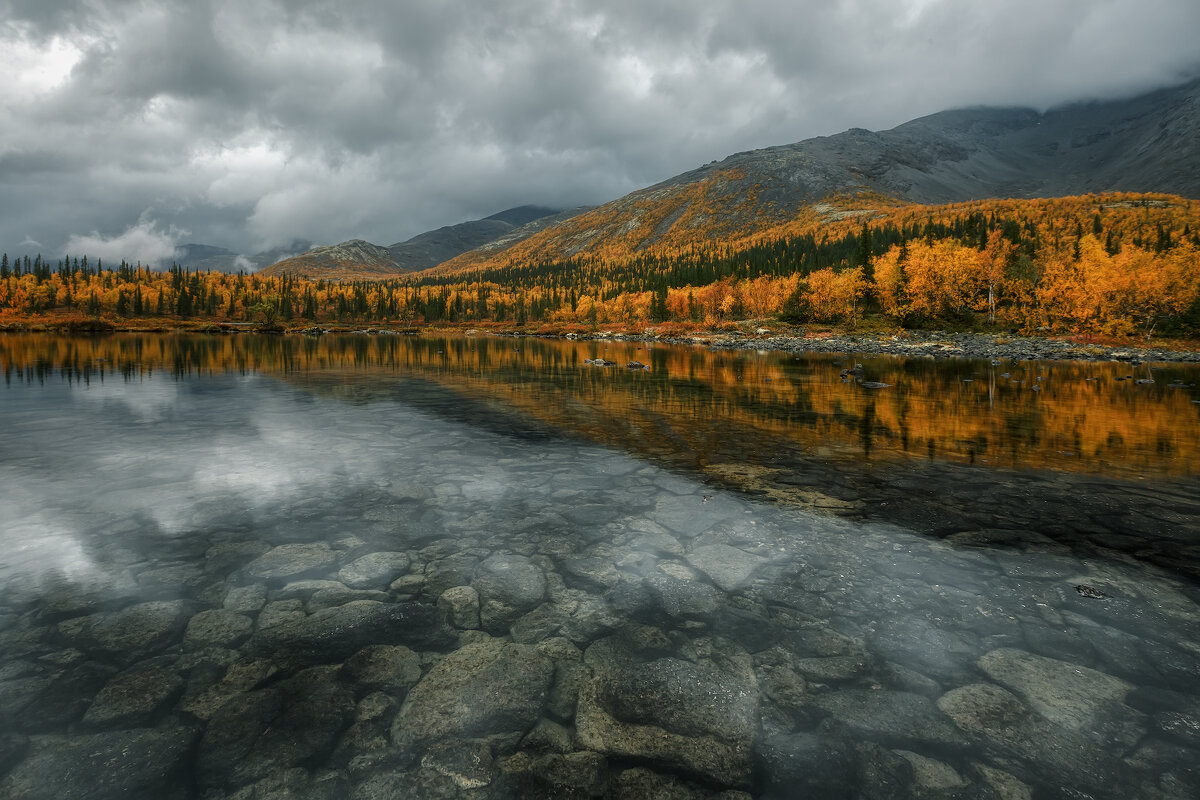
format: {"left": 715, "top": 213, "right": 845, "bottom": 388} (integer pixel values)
{"left": 2, "top": 193, "right": 1198, "bottom": 336}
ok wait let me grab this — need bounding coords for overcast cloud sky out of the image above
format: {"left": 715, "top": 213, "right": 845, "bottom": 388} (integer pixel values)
{"left": 2, "top": 0, "right": 1198, "bottom": 265}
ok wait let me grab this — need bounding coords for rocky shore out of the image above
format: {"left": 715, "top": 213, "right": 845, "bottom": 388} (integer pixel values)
{"left": 598, "top": 329, "right": 1200, "bottom": 364}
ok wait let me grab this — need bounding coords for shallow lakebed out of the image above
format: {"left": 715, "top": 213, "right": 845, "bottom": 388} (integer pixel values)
{"left": 1, "top": 333, "right": 1198, "bottom": 799}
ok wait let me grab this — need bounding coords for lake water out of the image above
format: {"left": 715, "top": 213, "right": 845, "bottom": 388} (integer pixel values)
{"left": 1, "top": 333, "right": 1198, "bottom": 799}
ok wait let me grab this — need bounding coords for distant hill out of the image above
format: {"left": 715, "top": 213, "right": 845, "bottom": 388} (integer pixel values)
{"left": 433, "top": 77, "right": 1200, "bottom": 274}
{"left": 257, "top": 239, "right": 398, "bottom": 280}
{"left": 261, "top": 206, "right": 579, "bottom": 279}
{"left": 175, "top": 241, "right": 313, "bottom": 273}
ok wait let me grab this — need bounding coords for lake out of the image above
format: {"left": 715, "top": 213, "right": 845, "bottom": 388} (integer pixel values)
{"left": 1, "top": 332, "right": 1198, "bottom": 799}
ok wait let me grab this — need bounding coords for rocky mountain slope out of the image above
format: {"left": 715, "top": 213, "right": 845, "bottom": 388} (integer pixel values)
{"left": 258, "top": 240, "right": 399, "bottom": 280}
{"left": 175, "top": 241, "right": 313, "bottom": 273}
{"left": 433, "top": 77, "right": 1200, "bottom": 274}
{"left": 262, "top": 206, "right": 581, "bottom": 279}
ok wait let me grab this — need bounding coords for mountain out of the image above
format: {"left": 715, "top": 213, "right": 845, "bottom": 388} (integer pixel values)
{"left": 432, "top": 78, "right": 1200, "bottom": 274}
{"left": 261, "top": 206, "right": 577, "bottom": 279}
{"left": 175, "top": 241, "right": 313, "bottom": 273}
{"left": 257, "top": 239, "right": 398, "bottom": 280}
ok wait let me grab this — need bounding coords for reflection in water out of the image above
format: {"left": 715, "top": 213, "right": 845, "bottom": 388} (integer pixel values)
{"left": 0, "top": 333, "right": 1198, "bottom": 799}
{"left": 3, "top": 332, "right": 1199, "bottom": 478}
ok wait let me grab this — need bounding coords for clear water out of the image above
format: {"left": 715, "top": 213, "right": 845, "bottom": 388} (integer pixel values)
{"left": 0, "top": 333, "right": 1198, "bottom": 799}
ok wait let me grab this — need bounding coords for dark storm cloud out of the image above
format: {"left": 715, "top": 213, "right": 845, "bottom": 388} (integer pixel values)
{"left": 2, "top": 0, "right": 1198, "bottom": 265}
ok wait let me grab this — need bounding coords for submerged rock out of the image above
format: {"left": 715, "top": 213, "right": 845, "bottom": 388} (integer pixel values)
{"left": 81, "top": 666, "right": 184, "bottom": 729}
{"left": 249, "top": 600, "right": 453, "bottom": 667}
{"left": 196, "top": 666, "right": 354, "bottom": 789}
{"left": 576, "top": 656, "right": 759, "bottom": 788}
{"left": 244, "top": 543, "right": 339, "bottom": 582}
{"left": 977, "top": 648, "right": 1137, "bottom": 737}
{"left": 0, "top": 727, "right": 197, "bottom": 800}
{"left": 55, "top": 601, "right": 189, "bottom": 665}
{"left": 183, "top": 609, "right": 254, "bottom": 650}
{"left": 391, "top": 638, "right": 553, "bottom": 752}
{"left": 812, "top": 689, "right": 961, "bottom": 749}
{"left": 337, "top": 552, "right": 411, "bottom": 589}
{"left": 340, "top": 645, "right": 422, "bottom": 695}
{"left": 437, "top": 586, "right": 481, "bottom": 630}
{"left": 473, "top": 554, "right": 547, "bottom": 633}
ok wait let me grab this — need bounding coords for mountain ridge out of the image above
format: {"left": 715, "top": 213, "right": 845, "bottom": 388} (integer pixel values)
{"left": 260, "top": 206, "right": 579, "bottom": 279}
{"left": 428, "top": 77, "right": 1198, "bottom": 275}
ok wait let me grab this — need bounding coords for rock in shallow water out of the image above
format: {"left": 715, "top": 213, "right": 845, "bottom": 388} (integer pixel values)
{"left": 576, "top": 656, "right": 758, "bottom": 789}
{"left": 183, "top": 609, "right": 254, "bottom": 650}
{"left": 56, "top": 600, "right": 190, "bottom": 665}
{"left": 249, "top": 600, "right": 453, "bottom": 667}
{"left": 337, "top": 552, "right": 411, "bottom": 589}
{"left": 391, "top": 638, "right": 553, "bottom": 752}
{"left": 812, "top": 689, "right": 962, "bottom": 749}
{"left": 81, "top": 665, "right": 184, "bottom": 729}
{"left": 196, "top": 666, "right": 354, "bottom": 789}
{"left": 437, "top": 586, "right": 481, "bottom": 630}
{"left": 0, "top": 727, "right": 197, "bottom": 800}
{"left": 244, "top": 543, "right": 339, "bottom": 581}
{"left": 977, "top": 647, "right": 1140, "bottom": 743}
{"left": 473, "top": 554, "right": 547, "bottom": 633}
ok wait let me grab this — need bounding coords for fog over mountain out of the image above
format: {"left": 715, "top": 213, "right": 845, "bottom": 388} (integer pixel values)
{"left": 3, "top": 0, "right": 1199, "bottom": 265}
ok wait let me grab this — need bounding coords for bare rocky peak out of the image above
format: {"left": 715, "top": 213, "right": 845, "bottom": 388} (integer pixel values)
{"left": 658, "top": 77, "right": 1200, "bottom": 207}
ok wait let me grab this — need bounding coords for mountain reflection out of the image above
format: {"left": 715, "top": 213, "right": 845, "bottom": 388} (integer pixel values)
{"left": 3, "top": 332, "right": 1199, "bottom": 481}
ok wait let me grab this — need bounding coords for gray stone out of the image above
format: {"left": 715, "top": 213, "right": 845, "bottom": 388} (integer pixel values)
{"left": 977, "top": 647, "right": 1143, "bottom": 747}
{"left": 437, "top": 586, "right": 481, "bottom": 630}
{"left": 391, "top": 638, "right": 553, "bottom": 750}
{"left": 473, "top": 554, "right": 547, "bottom": 633}
{"left": 389, "top": 573, "right": 426, "bottom": 597}
{"left": 937, "top": 683, "right": 1119, "bottom": 793}
{"left": 182, "top": 657, "right": 278, "bottom": 721}
{"left": 755, "top": 732, "right": 855, "bottom": 798}
{"left": 686, "top": 545, "right": 768, "bottom": 592}
{"left": 503, "top": 750, "right": 609, "bottom": 796}
{"left": 894, "top": 750, "right": 968, "bottom": 794}
{"left": 978, "top": 648, "right": 1133, "bottom": 728}
{"left": 646, "top": 563, "right": 721, "bottom": 618}
{"left": 257, "top": 599, "right": 305, "bottom": 630}
{"left": 576, "top": 657, "right": 758, "bottom": 788}
{"left": 196, "top": 666, "right": 355, "bottom": 789}
{"left": 333, "top": 691, "right": 397, "bottom": 764}
{"left": 970, "top": 763, "right": 1032, "bottom": 800}
{"left": 183, "top": 609, "right": 254, "bottom": 650}
{"left": 249, "top": 600, "right": 453, "bottom": 667}
{"left": 0, "top": 728, "right": 196, "bottom": 800}
{"left": 245, "top": 543, "right": 339, "bottom": 581}
{"left": 56, "top": 600, "right": 189, "bottom": 664}
{"left": 307, "top": 587, "right": 389, "bottom": 611}
{"left": 340, "top": 645, "right": 422, "bottom": 694}
{"left": 224, "top": 584, "right": 267, "bottom": 613}
{"left": 420, "top": 738, "right": 496, "bottom": 790}
{"left": 792, "top": 656, "right": 868, "bottom": 683}
{"left": 337, "top": 552, "right": 411, "bottom": 589}
{"left": 275, "top": 580, "right": 347, "bottom": 601}
{"left": 81, "top": 666, "right": 184, "bottom": 729}
{"left": 813, "top": 689, "right": 961, "bottom": 749}
{"left": 872, "top": 620, "right": 979, "bottom": 681}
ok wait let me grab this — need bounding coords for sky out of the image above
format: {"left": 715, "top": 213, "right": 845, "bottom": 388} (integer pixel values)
{"left": 2, "top": 0, "right": 1199, "bottom": 266}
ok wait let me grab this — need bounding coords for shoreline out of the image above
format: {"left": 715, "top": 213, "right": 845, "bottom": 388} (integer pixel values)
{"left": 4, "top": 319, "right": 1200, "bottom": 363}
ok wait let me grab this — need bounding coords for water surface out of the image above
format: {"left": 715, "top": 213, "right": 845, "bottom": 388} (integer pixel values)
{"left": 1, "top": 333, "right": 1198, "bottom": 799}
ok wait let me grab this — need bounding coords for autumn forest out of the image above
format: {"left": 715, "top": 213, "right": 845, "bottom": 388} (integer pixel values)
{"left": 3, "top": 192, "right": 1199, "bottom": 338}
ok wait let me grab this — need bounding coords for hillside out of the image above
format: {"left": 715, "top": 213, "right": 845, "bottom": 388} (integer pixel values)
{"left": 261, "top": 206, "right": 578, "bottom": 279}
{"left": 432, "top": 78, "right": 1200, "bottom": 274}
{"left": 176, "top": 241, "right": 313, "bottom": 273}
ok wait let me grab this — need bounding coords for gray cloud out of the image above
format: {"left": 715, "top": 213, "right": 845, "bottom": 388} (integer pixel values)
{"left": 2, "top": 0, "right": 1198, "bottom": 264}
